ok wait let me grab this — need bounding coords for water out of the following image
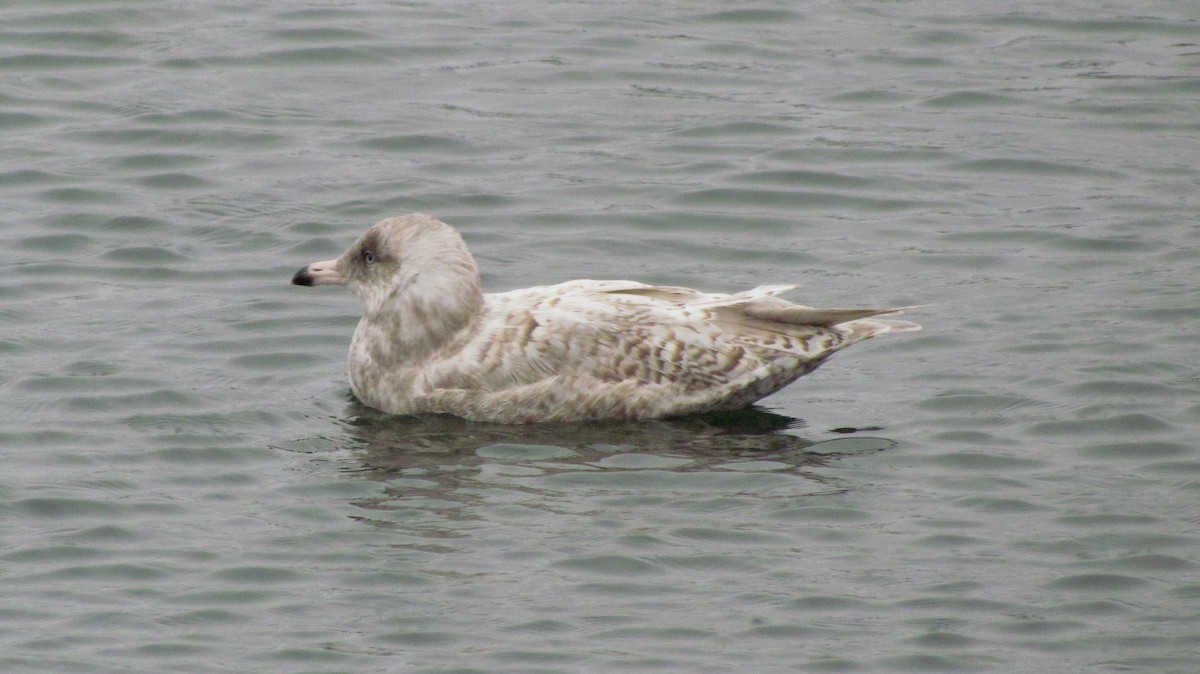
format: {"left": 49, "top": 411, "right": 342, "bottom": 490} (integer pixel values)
{"left": 3, "top": 1, "right": 1199, "bottom": 672}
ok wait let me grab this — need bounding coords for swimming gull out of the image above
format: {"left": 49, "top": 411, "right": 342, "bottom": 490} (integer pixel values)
{"left": 292, "top": 214, "right": 920, "bottom": 423}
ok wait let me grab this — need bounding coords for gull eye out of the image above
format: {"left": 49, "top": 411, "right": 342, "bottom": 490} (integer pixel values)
{"left": 362, "top": 250, "right": 376, "bottom": 265}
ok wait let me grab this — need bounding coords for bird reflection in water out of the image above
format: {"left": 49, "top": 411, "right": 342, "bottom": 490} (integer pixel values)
{"left": 337, "top": 401, "right": 896, "bottom": 484}
{"left": 305, "top": 403, "right": 903, "bottom": 534}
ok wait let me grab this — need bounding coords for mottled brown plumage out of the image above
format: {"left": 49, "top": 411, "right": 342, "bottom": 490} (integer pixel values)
{"left": 293, "top": 214, "right": 919, "bottom": 423}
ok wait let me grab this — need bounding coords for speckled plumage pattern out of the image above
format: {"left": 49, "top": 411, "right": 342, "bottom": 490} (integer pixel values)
{"left": 293, "top": 214, "right": 920, "bottom": 423}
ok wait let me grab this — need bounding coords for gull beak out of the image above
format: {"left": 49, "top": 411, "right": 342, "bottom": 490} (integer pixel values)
{"left": 292, "top": 258, "right": 346, "bottom": 286}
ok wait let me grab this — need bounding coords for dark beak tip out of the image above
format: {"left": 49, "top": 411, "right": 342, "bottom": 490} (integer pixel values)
{"left": 292, "top": 266, "right": 314, "bottom": 286}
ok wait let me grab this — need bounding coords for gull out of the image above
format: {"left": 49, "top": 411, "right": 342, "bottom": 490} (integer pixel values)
{"left": 293, "top": 214, "right": 919, "bottom": 423}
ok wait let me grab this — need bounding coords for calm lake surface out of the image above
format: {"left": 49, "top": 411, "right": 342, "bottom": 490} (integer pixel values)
{"left": 3, "top": 1, "right": 1199, "bottom": 672}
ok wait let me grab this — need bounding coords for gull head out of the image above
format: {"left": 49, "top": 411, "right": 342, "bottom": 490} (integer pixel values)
{"left": 292, "top": 214, "right": 483, "bottom": 326}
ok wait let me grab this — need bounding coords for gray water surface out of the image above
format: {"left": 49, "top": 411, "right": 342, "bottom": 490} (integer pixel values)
{"left": 3, "top": 1, "right": 1199, "bottom": 672}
